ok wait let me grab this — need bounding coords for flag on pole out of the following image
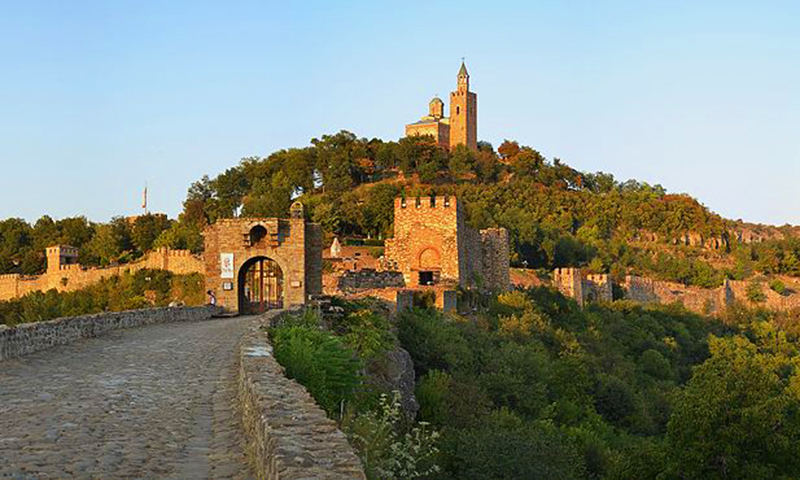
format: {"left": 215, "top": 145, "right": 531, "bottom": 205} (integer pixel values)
{"left": 142, "top": 185, "right": 148, "bottom": 212}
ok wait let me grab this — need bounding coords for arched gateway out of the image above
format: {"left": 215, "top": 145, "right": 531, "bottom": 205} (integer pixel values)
{"left": 238, "top": 256, "right": 283, "bottom": 313}
{"left": 203, "top": 203, "right": 323, "bottom": 314}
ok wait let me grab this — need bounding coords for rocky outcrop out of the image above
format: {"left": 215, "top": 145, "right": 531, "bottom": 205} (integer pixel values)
{"left": 367, "top": 347, "right": 419, "bottom": 419}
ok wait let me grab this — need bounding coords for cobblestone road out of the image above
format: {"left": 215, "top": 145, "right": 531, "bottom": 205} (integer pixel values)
{"left": 0, "top": 316, "right": 255, "bottom": 479}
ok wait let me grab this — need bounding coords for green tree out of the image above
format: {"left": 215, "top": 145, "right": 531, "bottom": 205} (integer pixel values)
{"left": 131, "top": 214, "right": 171, "bottom": 253}
{"left": 449, "top": 144, "right": 476, "bottom": 177}
{"left": 664, "top": 335, "right": 800, "bottom": 478}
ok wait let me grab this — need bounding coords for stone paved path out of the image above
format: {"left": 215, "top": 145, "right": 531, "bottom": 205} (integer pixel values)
{"left": 0, "top": 316, "right": 255, "bottom": 479}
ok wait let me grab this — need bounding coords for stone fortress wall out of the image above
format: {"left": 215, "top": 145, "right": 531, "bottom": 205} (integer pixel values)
{"left": 0, "top": 246, "right": 205, "bottom": 302}
{"left": 552, "top": 267, "right": 800, "bottom": 315}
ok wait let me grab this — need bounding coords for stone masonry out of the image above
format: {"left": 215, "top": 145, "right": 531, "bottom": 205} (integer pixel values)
{"left": 0, "top": 246, "right": 204, "bottom": 302}
{"left": 383, "top": 196, "right": 509, "bottom": 291}
{"left": 550, "top": 267, "right": 800, "bottom": 317}
{"left": 0, "top": 306, "right": 214, "bottom": 361}
{"left": 552, "top": 268, "right": 612, "bottom": 307}
{"left": 203, "top": 202, "right": 323, "bottom": 314}
{"left": 405, "top": 61, "right": 477, "bottom": 151}
{"left": 237, "top": 311, "right": 366, "bottom": 479}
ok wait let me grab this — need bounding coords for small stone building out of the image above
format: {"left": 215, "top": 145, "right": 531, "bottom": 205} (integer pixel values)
{"left": 384, "top": 196, "right": 509, "bottom": 291}
{"left": 203, "top": 202, "right": 323, "bottom": 314}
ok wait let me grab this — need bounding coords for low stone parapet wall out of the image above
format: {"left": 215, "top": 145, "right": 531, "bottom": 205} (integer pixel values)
{"left": 0, "top": 306, "right": 215, "bottom": 361}
{"left": 237, "top": 311, "right": 366, "bottom": 479}
{"left": 337, "top": 269, "right": 405, "bottom": 292}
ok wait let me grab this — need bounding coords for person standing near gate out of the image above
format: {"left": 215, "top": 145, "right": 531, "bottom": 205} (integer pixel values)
{"left": 207, "top": 289, "right": 217, "bottom": 306}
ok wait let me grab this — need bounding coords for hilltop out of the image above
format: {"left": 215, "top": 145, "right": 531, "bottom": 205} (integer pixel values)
{"left": 172, "top": 131, "right": 799, "bottom": 290}
{"left": 2, "top": 130, "right": 798, "bottom": 292}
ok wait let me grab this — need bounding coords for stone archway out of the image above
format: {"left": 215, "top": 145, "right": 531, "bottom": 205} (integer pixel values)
{"left": 238, "top": 256, "right": 284, "bottom": 314}
{"left": 417, "top": 247, "right": 441, "bottom": 286}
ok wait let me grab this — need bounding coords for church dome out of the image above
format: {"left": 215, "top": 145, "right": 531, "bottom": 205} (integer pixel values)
{"left": 429, "top": 96, "right": 443, "bottom": 105}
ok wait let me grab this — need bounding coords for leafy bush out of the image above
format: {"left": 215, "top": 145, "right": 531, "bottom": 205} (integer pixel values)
{"left": 270, "top": 325, "right": 362, "bottom": 416}
{"left": 769, "top": 279, "right": 786, "bottom": 295}
{"left": 343, "top": 392, "right": 440, "bottom": 479}
{"left": 746, "top": 282, "right": 767, "bottom": 303}
{"left": 396, "top": 309, "right": 472, "bottom": 376}
{"left": 337, "top": 309, "right": 396, "bottom": 359}
{"left": 443, "top": 411, "right": 585, "bottom": 480}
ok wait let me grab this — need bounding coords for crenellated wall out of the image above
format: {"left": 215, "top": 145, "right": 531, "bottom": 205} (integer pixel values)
{"left": 384, "top": 196, "right": 509, "bottom": 291}
{"left": 552, "top": 268, "right": 612, "bottom": 306}
{"left": 0, "top": 248, "right": 205, "bottom": 302}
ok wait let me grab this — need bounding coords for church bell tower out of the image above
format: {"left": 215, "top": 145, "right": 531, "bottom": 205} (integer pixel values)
{"left": 449, "top": 61, "right": 477, "bottom": 151}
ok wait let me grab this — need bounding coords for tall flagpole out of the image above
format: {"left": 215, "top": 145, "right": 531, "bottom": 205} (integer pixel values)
{"left": 142, "top": 183, "right": 148, "bottom": 214}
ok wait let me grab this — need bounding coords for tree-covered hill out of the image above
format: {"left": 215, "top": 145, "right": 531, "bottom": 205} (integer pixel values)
{"left": 169, "top": 130, "right": 800, "bottom": 288}
{"left": 2, "top": 130, "right": 799, "bottom": 287}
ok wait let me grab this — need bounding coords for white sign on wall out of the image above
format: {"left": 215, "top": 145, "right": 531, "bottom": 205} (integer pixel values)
{"left": 220, "top": 253, "right": 234, "bottom": 279}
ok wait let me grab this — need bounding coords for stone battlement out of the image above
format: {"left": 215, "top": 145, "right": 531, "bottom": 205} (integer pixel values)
{"left": 385, "top": 196, "right": 509, "bottom": 291}
{"left": 0, "top": 247, "right": 205, "bottom": 302}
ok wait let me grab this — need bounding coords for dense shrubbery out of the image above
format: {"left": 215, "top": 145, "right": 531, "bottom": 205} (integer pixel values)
{"left": 271, "top": 324, "right": 363, "bottom": 415}
{"left": 391, "top": 289, "right": 800, "bottom": 479}
{"left": 0, "top": 269, "right": 204, "bottom": 326}
{"left": 268, "top": 301, "right": 440, "bottom": 479}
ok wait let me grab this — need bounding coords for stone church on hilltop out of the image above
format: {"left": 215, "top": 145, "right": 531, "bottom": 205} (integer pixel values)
{"left": 405, "top": 61, "right": 477, "bottom": 151}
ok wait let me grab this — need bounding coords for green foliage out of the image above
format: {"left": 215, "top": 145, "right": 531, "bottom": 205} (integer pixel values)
{"left": 336, "top": 309, "right": 396, "bottom": 359}
{"left": 442, "top": 411, "right": 585, "bottom": 480}
{"left": 746, "top": 281, "right": 767, "bottom": 303}
{"left": 270, "top": 325, "right": 362, "bottom": 417}
{"left": 0, "top": 270, "right": 204, "bottom": 326}
{"left": 769, "top": 278, "right": 786, "bottom": 295}
{"left": 397, "top": 309, "right": 473, "bottom": 376}
{"left": 131, "top": 214, "right": 172, "bottom": 253}
{"left": 397, "top": 288, "right": 727, "bottom": 478}
{"left": 343, "top": 392, "right": 440, "bottom": 479}
{"left": 663, "top": 334, "right": 800, "bottom": 478}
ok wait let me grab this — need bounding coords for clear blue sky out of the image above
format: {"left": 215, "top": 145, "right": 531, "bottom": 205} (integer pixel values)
{"left": 1, "top": 1, "right": 798, "bottom": 225}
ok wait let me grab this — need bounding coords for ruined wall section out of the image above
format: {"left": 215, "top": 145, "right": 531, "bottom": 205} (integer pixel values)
{"left": 480, "top": 228, "right": 510, "bottom": 290}
{"left": 304, "top": 223, "right": 324, "bottom": 296}
{"left": 459, "top": 222, "right": 482, "bottom": 287}
{"left": 337, "top": 270, "right": 405, "bottom": 292}
{"left": 585, "top": 274, "right": 612, "bottom": 303}
{"left": 553, "top": 268, "right": 584, "bottom": 306}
